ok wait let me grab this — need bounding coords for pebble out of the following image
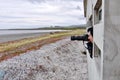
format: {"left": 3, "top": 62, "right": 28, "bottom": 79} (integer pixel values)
{"left": 0, "top": 38, "right": 88, "bottom": 80}
{"left": 0, "top": 70, "right": 5, "bottom": 80}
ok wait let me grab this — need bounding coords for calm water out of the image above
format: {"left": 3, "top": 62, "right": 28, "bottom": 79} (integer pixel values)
{"left": 0, "top": 30, "right": 65, "bottom": 35}
{"left": 0, "top": 29, "right": 67, "bottom": 43}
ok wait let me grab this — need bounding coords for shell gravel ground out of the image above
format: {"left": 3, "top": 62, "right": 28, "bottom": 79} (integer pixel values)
{"left": 0, "top": 38, "right": 88, "bottom": 80}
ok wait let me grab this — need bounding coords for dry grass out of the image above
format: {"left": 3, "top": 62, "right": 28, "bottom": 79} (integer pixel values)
{"left": 0, "top": 29, "right": 85, "bottom": 61}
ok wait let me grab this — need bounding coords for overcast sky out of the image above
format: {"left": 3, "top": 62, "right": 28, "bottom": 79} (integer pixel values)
{"left": 0, "top": 0, "right": 86, "bottom": 29}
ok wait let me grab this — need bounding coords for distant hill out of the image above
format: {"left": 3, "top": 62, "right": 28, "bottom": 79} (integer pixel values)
{"left": 7, "top": 25, "right": 87, "bottom": 30}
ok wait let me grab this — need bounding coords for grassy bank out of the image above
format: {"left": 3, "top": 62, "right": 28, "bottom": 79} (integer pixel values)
{"left": 0, "top": 29, "right": 85, "bottom": 61}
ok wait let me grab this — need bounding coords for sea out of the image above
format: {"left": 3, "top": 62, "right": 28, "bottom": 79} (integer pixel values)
{"left": 0, "top": 29, "right": 67, "bottom": 43}
{"left": 0, "top": 29, "right": 65, "bottom": 35}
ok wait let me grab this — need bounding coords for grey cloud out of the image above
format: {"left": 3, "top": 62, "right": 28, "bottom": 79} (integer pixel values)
{"left": 0, "top": 15, "right": 26, "bottom": 19}
{"left": 27, "top": 0, "right": 45, "bottom": 4}
{"left": 62, "top": 6, "right": 82, "bottom": 11}
{"left": 0, "top": 0, "right": 85, "bottom": 29}
{"left": 76, "top": 6, "right": 82, "bottom": 10}
{"left": 27, "top": 0, "right": 82, "bottom": 11}
{"left": 27, "top": 0, "right": 83, "bottom": 3}
{"left": 59, "top": 0, "right": 83, "bottom": 1}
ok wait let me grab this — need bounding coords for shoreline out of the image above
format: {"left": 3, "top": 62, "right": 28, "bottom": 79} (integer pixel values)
{"left": 0, "top": 29, "right": 85, "bottom": 61}
{"left": 0, "top": 38, "right": 88, "bottom": 80}
{"left": 0, "top": 31, "right": 68, "bottom": 61}
{"left": 0, "top": 32, "right": 51, "bottom": 43}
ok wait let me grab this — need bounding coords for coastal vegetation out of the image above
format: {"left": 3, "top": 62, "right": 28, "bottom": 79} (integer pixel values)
{"left": 0, "top": 29, "right": 85, "bottom": 61}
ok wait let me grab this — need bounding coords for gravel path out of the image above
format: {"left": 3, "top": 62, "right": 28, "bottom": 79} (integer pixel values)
{"left": 0, "top": 38, "right": 88, "bottom": 80}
